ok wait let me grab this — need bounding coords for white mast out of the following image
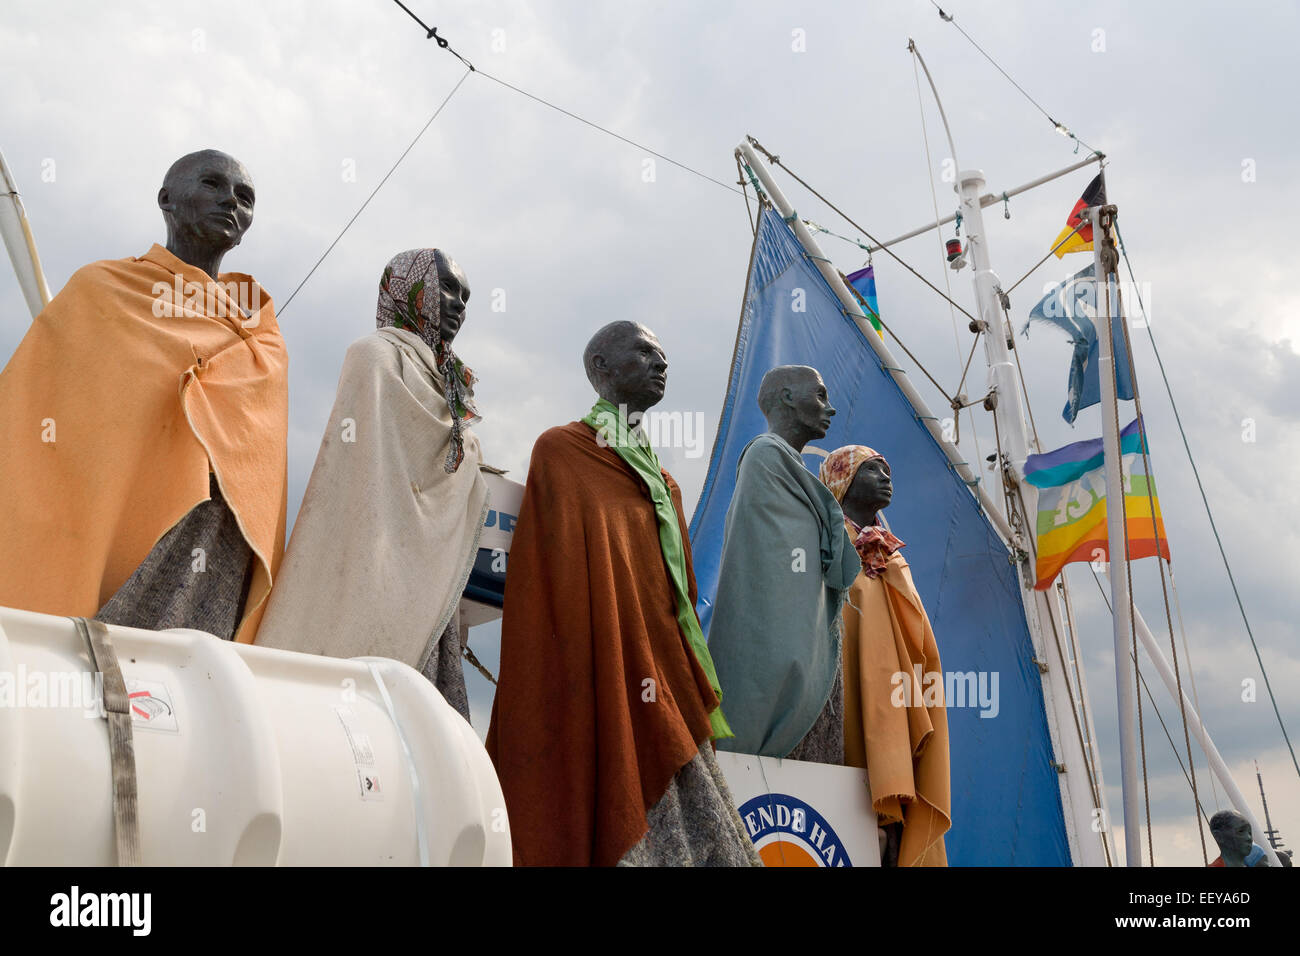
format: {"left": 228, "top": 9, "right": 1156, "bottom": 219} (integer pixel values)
{"left": 1090, "top": 204, "right": 1144, "bottom": 866}
{"left": 957, "top": 169, "right": 1111, "bottom": 866}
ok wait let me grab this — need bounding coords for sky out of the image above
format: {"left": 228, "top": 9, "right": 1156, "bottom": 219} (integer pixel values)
{"left": 2, "top": 0, "right": 1296, "bottom": 867}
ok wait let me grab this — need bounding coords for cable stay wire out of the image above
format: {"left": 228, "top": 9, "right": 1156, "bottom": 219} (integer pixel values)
{"left": 1089, "top": 571, "right": 1215, "bottom": 830}
{"left": 745, "top": 138, "right": 981, "bottom": 329}
{"left": 389, "top": 0, "right": 742, "bottom": 195}
{"left": 910, "top": 44, "right": 986, "bottom": 487}
{"left": 284, "top": 1, "right": 749, "bottom": 313}
{"left": 278, "top": 66, "right": 472, "bottom": 316}
{"left": 391, "top": 0, "right": 476, "bottom": 70}
{"left": 474, "top": 69, "right": 743, "bottom": 196}
{"left": 928, "top": 1, "right": 1099, "bottom": 157}
{"left": 1115, "top": 220, "right": 1300, "bottom": 785}
{"left": 1100, "top": 200, "right": 1207, "bottom": 863}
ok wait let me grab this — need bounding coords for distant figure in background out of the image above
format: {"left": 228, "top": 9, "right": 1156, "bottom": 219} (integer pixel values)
{"left": 708, "top": 365, "right": 861, "bottom": 761}
{"left": 1208, "top": 810, "right": 1275, "bottom": 867}
{"left": 0, "top": 148, "right": 288, "bottom": 642}
{"left": 819, "top": 444, "right": 950, "bottom": 867}
{"left": 487, "top": 320, "right": 759, "bottom": 866}
{"left": 256, "top": 248, "right": 487, "bottom": 721}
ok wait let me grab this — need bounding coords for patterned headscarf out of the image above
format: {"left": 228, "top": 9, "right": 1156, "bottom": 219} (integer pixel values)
{"left": 376, "top": 248, "right": 482, "bottom": 472}
{"left": 819, "top": 444, "right": 905, "bottom": 578}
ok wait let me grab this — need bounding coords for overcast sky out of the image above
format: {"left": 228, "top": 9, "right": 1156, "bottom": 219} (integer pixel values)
{"left": 3, "top": 0, "right": 1296, "bottom": 867}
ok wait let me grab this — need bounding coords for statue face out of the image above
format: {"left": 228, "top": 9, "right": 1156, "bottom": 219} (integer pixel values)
{"left": 159, "top": 152, "right": 255, "bottom": 257}
{"left": 434, "top": 252, "right": 470, "bottom": 343}
{"left": 789, "top": 370, "right": 835, "bottom": 440}
{"left": 1214, "top": 817, "right": 1253, "bottom": 859}
{"left": 846, "top": 456, "right": 892, "bottom": 514}
{"left": 597, "top": 325, "right": 667, "bottom": 411}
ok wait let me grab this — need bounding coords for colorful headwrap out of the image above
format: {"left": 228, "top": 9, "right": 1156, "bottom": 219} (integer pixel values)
{"left": 376, "top": 248, "right": 482, "bottom": 472}
{"left": 819, "top": 444, "right": 905, "bottom": 579}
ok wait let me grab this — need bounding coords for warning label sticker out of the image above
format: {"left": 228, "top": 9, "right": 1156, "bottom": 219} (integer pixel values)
{"left": 357, "top": 770, "right": 383, "bottom": 801}
{"left": 125, "top": 678, "right": 180, "bottom": 734}
{"left": 333, "top": 706, "right": 375, "bottom": 767}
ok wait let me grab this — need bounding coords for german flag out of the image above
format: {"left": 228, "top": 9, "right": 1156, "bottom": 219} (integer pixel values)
{"left": 1051, "top": 174, "right": 1106, "bottom": 258}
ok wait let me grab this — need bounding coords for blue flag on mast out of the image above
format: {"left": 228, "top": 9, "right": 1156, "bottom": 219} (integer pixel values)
{"left": 689, "top": 206, "right": 1072, "bottom": 865}
{"left": 1023, "top": 262, "right": 1135, "bottom": 424}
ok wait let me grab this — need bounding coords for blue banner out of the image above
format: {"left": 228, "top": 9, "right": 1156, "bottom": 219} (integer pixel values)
{"left": 690, "top": 207, "right": 1072, "bottom": 865}
{"left": 1024, "top": 262, "right": 1134, "bottom": 424}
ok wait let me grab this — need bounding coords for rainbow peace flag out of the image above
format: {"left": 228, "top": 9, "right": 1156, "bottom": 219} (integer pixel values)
{"left": 1023, "top": 417, "right": 1170, "bottom": 590}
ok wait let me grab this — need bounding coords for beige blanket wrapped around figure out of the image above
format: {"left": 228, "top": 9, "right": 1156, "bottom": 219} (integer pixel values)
{"left": 257, "top": 326, "right": 488, "bottom": 674}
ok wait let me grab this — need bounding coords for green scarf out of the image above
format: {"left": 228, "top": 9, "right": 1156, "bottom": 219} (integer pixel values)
{"left": 582, "top": 399, "right": 733, "bottom": 740}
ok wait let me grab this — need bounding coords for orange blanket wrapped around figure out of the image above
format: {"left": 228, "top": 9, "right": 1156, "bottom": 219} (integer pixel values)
{"left": 485, "top": 421, "right": 719, "bottom": 867}
{"left": 0, "top": 244, "right": 289, "bottom": 643}
{"left": 842, "top": 544, "right": 952, "bottom": 867}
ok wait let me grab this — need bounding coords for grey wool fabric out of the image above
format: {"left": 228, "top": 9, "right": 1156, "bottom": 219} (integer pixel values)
{"left": 95, "top": 474, "right": 253, "bottom": 641}
{"left": 419, "top": 606, "right": 470, "bottom": 722}
{"left": 785, "top": 662, "right": 845, "bottom": 764}
{"left": 617, "top": 743, "right": 764, "bottom": 867}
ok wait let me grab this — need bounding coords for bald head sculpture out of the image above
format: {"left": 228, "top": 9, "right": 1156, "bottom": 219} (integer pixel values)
{"left": 1209, "top": 810, "right": 1268, "bottom": 867}
{"left": 758, "top": 364, "right": 835, "bottom": 453}
{"left": 584, "top": 320, "right": 668, "bottom": 419}
{"left": 157, "top": 149, "right": 255, "bottom": 279}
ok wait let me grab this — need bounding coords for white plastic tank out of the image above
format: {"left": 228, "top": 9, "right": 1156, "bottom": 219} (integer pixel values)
{"left": 0, "top": 605, "right": 511, "bottom": 866}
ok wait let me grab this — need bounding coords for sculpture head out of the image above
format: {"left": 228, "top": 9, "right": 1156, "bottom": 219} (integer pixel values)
{"left": 583, "top": 321, "right": 667, "bottom": 418}
{"left": 819, "top": 444, "right": 891, "bottom": 528}
{"left": 842, "top": 455, "right": 892, "bottom": 527}
{"left": 376, "top": 248, "right": 470, "bottom": 350}
{"left": 1209, "top": 810, "right": 1255, "bottom": 866}
{"left": 757, "top": 365, "right": 834, "bottom": 453}
{"left": 158, "top": 149, "right": 254, "bottom": 276}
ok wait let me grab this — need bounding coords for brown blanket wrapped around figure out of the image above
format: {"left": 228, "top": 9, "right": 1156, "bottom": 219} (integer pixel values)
{"left": 485, "top": 422, "right": 723, "bottom": 866}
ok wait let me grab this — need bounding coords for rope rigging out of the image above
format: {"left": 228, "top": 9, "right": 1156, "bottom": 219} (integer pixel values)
{"left": 927, "top": 0, "right": 1100, "bottom": 157}
{"left": 1105, "top": 214, "right": 1209, "bottom": 864}
{"left": 1116, "top": 220, "right": 1300, "bottom": 786}
{"left": 910, "top": 41, "right": 986, "bottom": 492}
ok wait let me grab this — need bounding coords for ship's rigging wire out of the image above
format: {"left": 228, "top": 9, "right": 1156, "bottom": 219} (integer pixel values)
{"left": 1115, "top": 220, "right": 1300, "bottom": 786}
{"left": 1000, "top": 415, "right": 1114, "bottom": 865}
{"left": 278, "top": 66, "right": 472, "bottom": 315}
{"left": 1089, "top": 211, "right": 1157, "bottom": 865}
{"left": 282, "top": 0, "right": 749, "bottom": 314}
{"left": 910, "top": 43, "right": 986, "bottom": 504}
{"left": 1167, "top": 564, "right": 1222, "bottom": 810}
{"left": 927, "top": 1, "right": 1099, "bottom": 157}
{"left": 1057, "top": 576, "right": 1115, "bottom": 864}
{"left": 1108, "top": 243, "right": 1210, "bottom": 864}
{"left": 746, "top": 138, "right": 981, "bottom": 328}
{"left": 1087, "top": 572, "right": 1216, "bottom": 830}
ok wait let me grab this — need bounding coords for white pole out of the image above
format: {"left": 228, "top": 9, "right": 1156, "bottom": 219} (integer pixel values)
{"left": 1130, "top": 608, "right": 1282, "bottom": 867}
{"left": 867, "top": 154, "right": 1103, "bottom": 254}
{"left": 0, "top": 147, "right": 51, "bottom": 319}
{"left": 1092, "top": 204, "right": 1143, "bottom": 867}
{"left": 958, "top": 168, "right": 1109, "bottom": 866}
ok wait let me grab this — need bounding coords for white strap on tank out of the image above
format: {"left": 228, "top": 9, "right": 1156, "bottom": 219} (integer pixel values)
{"left": 75, "top": 617, "right": 142, "bottom": 866}
{"left": 365, "top": 662, "right": 431, "bottom": 867}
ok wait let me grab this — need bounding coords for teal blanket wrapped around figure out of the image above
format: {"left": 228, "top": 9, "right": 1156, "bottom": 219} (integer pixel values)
{"left": 707, "top": 433, "right": 861, "bottom": 757}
